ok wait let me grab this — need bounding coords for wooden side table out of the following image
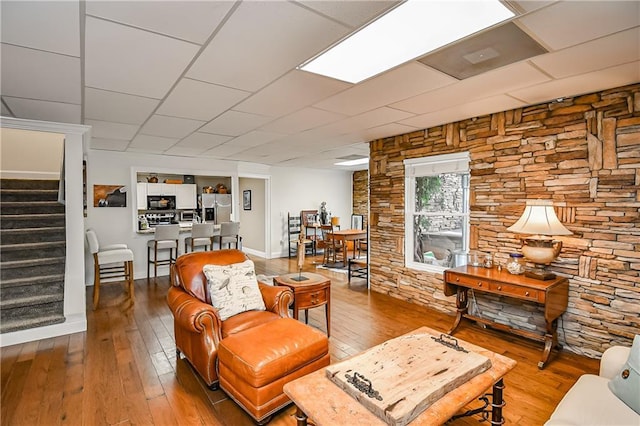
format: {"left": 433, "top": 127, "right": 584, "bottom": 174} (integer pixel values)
{"left": 274, "top": 272, "right": 331, "bottom": 337}
{"left": 444, "top": 265, "right": 569, "bottom": 369}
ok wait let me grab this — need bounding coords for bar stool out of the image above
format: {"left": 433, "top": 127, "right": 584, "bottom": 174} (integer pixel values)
{"left": 85, "top": 229, "right": 134, "bottom": 310}
{"left": 147, "top": 224, "right": 179, "bottom": 281}
{"left": 184, "top": 222, "right": 215, "bottom": 253}
{"left": 216, "top": 221, "right": 240, "bottom": 249}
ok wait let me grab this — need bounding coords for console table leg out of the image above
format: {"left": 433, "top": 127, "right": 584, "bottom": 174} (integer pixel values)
{"left": 490, "top": 379, "right": 506, "bottom": 425}
{"left": 448, "top": 288, "right": 468, "bottom": 334}
{"left": 539, "top": 319, "right": 560, "bottom": 369}
{"left": 294, "top": 406, "right": 308, "bottom": 426}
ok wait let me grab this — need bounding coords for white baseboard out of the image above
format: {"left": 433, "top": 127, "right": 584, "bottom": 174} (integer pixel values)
{"left": 0, "top": 313, "right": 87, "bottom": 347}
{"left": 0, "top": 171, "right": 60, "bottom": 180}
{"left": 243, "top": 247, "right": 267, "bottom": 258}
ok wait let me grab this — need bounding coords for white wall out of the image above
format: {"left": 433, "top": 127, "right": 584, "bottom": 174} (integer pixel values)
{"left": 0, "top": 127, "right": 64, "bottom": 179}
{"left": 239, "top": 177, "right": 266, "bottom": 254}
{"left": 86, "top": 149, "right": 353, "bottom": 281}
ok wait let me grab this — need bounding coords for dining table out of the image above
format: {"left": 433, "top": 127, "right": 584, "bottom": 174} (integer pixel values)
{"left": 332, "top": 228, "right": 367, "bottom": 262}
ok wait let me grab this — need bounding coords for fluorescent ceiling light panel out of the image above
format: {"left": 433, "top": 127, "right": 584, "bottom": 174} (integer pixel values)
{"left": 334, "top": 157, "right": 369, "bottom": 166}
{"left": 299, "top": 0, "right": 514, "bottom": 84}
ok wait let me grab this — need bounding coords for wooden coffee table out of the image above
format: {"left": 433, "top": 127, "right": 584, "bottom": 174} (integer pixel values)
{"left": 283, "top": 326, "right": 517, "bottom": 426}
{"left": 274, "top": 272, "right": 331, "bottom": 337}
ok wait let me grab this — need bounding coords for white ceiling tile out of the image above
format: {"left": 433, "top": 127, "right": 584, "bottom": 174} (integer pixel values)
{"left": 84, "top": 88, "right": 159, "bottom": 125}
{"left": 85, "top": 16, "right": 199, "bottom": 98}
{"left": 186, "top": 1, "right": 349, "bottom": 91}
{"left": 129, "top": 134, "right": 179, "bottom": 150}
{"left": 202, "top": 143, "right": 249, "bottom": 158}
{"left": 85, "top": 119, "right": 139, "bottom": 140}
{"left": 260, "top": 107, "right": 346, "bottom": 134}
{"left": 85, "top": 1, "right": 234, "bottom": 44}
{"left": 297, "top": 1, "right": 400, "bottom": 28}
{"left": 90, "top": 137, "right": 130, "bottom": 151}
{"left": 235, "top": 70, "right": 350, "bottom": 117}
{"left": 1, "top": 1, "right": 80, "bottom": 56}
{"left": 140, "top": 115, "right": 205, "bottom": 139}
{"left": 156, "top": 78, "right": 250, "bottom": 121}
{"left": 227, "top": 131, "right": 284, "bottom": 148}
{"left": 391, "top": 62, "right": 550, "bottom": 114}
{"left": 399, "top": 94, "right": 526, "bottom": 129}
{"left": 163, "top": 146, "right": 207, "bottom": 157}
{"left": 531, "top": 27, "right": 640, "bottom": 79}
{"left": 1, "top": 44, "right": 80, "bottom": 104}
{"left": 318, "top": 107, "right": 414, "bottom": 134}
{"left": 517, "top": 1, "right": 640, "bottom": 50}
{"left": 508, "top": 1, "right": 555, "bottom": 14}
{"left": 200, "top": 110, "right": 273, "bottom": 137}
{"left": 361, "top": 123, "right": 421, "bottom": 141}
{"left": 314, "top": 62, "right": 456, "bottom": 116}
{"left": 3, "top": 97, "right": 81, "bottom": 124}
{"left": 510, "top": 61, "right": 640, "bottom": 105}
{"left": 177, "top": 132, "right": 232, "bottom": 149}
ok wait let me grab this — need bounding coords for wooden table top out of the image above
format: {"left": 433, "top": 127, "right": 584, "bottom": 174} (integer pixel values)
{"left": 274, "top": 272, "right": 330, "bottom": 288}
{"left": 283, "top": 326, "right": 517, "bottom": 426}
{"left": 332, "top": 229, "right": 367, "bottom": 238}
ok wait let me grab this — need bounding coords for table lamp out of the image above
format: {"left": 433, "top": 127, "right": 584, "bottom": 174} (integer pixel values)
{"left": 506, "top": 200, "right": 572, "bottom": 280}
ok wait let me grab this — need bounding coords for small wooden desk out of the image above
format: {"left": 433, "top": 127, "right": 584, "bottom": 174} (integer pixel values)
{"left": 274, "top": 272, "right": 331, "bottom": 337}
{"left": 332, "top": 229, "right": 367, "bottom": 262}
{"left": 283, "top": 326, "right": 517, "bottom": 426}
{"left": 443, "top": 265, "right": 569, "bottom": 369}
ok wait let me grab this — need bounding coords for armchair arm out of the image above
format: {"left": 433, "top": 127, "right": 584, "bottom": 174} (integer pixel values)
{"left": 167, "top": 286, "right": 223, "bottom": 340}
{"left": 600, "top": 345, "right": 631, "bottom": 379}
{"left": 258, "top": 283, "right": 293, "bottom": 318}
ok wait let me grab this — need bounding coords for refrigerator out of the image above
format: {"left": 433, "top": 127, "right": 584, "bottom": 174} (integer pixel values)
{"left": 201, "top": 193, "right": 232, "bottom": 224}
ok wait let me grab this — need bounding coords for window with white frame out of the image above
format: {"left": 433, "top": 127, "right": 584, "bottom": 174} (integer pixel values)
{"left": 404, "top": 152, "right": 470, "bottom": 272}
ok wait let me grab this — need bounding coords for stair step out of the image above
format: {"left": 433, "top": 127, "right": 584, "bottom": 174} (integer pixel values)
{"left": 0, "top": 314, "right": 66, "bottom": 334}
{"left": 1, "top": 292, "right": 64, "bottom": 309}
{"left": 0, "top": 274, "right": 65, "bottom": 289}
{"left": 1, "top": 189, "right": 59, "bottom": 203}
{"left": 1, "top": 214, "right": 66, "bottom": 229}
{"left": 1, "top": 179, "right": 60, "bottom": 190}
{"left": 0, "top": 227, "right": 65, "bottom": 244}
{"left": 2, "top": 241, "right": 66, "bottom": 251}
{"left": 0, "top": 201, "right": 65, "bottom": 215}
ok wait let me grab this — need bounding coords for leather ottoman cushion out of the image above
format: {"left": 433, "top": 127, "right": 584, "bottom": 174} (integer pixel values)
{"left": 218, "top": 318, "right": 329, "bottom": 388}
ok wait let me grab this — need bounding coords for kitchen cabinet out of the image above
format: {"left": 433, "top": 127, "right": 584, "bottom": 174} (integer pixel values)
{"left": 147, "top": 183, "right": 176, "bottom": 196}
{"left": 176, "top": 184, "right": 197, "bottom": 209}
{"left": 136, "top": 182, "right": 147, "bottom": 210}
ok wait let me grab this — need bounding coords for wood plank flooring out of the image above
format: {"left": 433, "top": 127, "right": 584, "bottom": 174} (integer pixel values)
{"left": 1, "top": 253, "right": 600, "bottom": 425}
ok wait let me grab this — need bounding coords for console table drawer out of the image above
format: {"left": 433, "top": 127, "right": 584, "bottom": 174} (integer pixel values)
{"left": 489, "top": 282, "right": 539, "bottom": 301}
{"left": 296, "top": 290, "right": 328, "bottom": 307}
{"left": 448, "top": 274, "right": 489, "bottom": 288}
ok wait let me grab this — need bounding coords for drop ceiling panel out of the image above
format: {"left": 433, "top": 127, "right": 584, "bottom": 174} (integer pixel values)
{"left": 260, "top": 107, "right": 346, "bottom": 134}
{"left": 318, "top": 107, "right": 414, "bottom": 134}
{"left": 517, "top": 1, "right": 640, "bottom": 50}
{"left": 531, "top": 27, "right": 640, "bottom": 79}
{"left": 163, "top": 146, "right": 209, "bottom": 157}
{"left": 186, "top": 1, "right": 350, "bottom": 91}
{"left": 202, "top": 143, "right": 250, "bottom": 158}
{"left": 129, "top": 134, "right": 179, "bottom": 150}
{"left": 156, "top": 78, "right": 250, "bottom": 121}
{"left": 200, "top": 110, "right": 273, "bottom": 136}
{"left": 361, "top": 123, "right": 422, "bottom": 141}
{"left": 314, "top": 62, "right": 456, "bottom": 116}
{"left": 91, "top": 138, "right": 130, "bottom": 151}
{"left": 234, "top": 70, "right": 350, "bottom": 117}
{"left": 84, "top": 88, "right": 159, "bottom": 125}
{"left": 391, "top": 62, "right": 550, "bottom": 115}
{"left": 1, "top": 44, "right": 80, "bottom": 104}
{"left": 226, "top": 131, "right": 284, "bottom": 148}
{"left": 1, "top": 1, "right": 79, "bottom": 56}
{"left": 3, "top": 97, "right": 81, "bottom": 124}
{"left": 508, "top": 1, "right": 555, "bottom": 14}
{"left": 296, "top": 0, "right": 400, "bottom": 28}
{"left": 85, "top": 1, "right": 234, "bottom": 44}
{"left": 510, "top": 61, "right": 640, "bottom": 105}
{"left": 176, "top": 132, "right": 231, "bottom": 149}
{"left": 85, "top": 16, "right": 200, "bottom": 98}
{"left": 400, "top": 94, "right": 526, "bottom": 130}
{"left": 140, "top": 115, "right": 205, "bottom": 139}
{"left": 85, "top": 119, "right": 139, "bottom": 141}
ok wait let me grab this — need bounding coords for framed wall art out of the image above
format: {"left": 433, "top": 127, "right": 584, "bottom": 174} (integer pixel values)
{"left": 243, "top": 190, "right": 251, "bottom": 210}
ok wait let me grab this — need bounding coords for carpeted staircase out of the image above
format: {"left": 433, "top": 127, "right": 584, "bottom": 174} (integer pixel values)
{"left": 1, "top": 179, "right": 66, "bottom": 334}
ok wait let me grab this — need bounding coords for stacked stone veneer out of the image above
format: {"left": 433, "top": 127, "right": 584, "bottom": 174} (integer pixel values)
{"left": 368, "top": 83, "right": 640, "bottom": 356}
{"left": 353, "top": 170, "right": 369, "bottom": 228}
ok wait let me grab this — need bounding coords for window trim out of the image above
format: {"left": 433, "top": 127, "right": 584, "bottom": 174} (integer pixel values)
{"left": 404, "top": 152, "right": 470, "bottom": 273}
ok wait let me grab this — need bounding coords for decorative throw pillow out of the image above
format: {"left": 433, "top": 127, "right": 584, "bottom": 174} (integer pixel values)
{"left": 608, "top": 334, "right": 640, "bottom": 414}
{"left": 203, "top": 259, "right": 266, "bottom": 321}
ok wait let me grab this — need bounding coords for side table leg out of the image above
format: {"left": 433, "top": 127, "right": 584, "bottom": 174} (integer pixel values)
{"left": 294, "top": 406, "right": 308, "bottom": 426}
{"left": 490, "top": 379, "right": 506, "bottom": 425}
{"left": 539, "top": 319, "right": 560, "bottom": 369}
{"left": 448, "top": 288, "right": 468, "bottom": 335}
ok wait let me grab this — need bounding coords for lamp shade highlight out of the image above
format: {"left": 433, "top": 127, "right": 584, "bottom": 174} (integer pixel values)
{"left": 506, "top": 200, "right": 571, "bottom": 236}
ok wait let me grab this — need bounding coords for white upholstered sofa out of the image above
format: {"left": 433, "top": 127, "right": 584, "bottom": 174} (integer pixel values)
{"left": 545, "top": 345, "right": 638, "bottom": 425}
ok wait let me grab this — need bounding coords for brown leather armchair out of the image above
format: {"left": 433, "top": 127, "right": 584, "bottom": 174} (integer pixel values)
{"left": 167, "top": 249, "right": 293, "bottom": 389}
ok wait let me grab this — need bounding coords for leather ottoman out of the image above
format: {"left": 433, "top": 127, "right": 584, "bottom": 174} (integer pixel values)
{"left": 217, "top": 317, "right": 330, "bottom": 424}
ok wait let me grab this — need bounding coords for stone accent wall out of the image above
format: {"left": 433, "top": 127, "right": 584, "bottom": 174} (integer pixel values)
{"left": 369, "top": 83, "right": 640, "bottom": 356}
{"left": 353, "top": 170, "right": 369, "bottom": 227}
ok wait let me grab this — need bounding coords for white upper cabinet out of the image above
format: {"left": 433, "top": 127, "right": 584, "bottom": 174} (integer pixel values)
{"left": 176, "top": 184, "right": 197, "bottom": 209}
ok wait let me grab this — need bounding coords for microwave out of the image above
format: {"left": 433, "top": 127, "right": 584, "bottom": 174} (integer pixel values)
{"left": 147, "top": 195, "right": 176, "bottom": 210}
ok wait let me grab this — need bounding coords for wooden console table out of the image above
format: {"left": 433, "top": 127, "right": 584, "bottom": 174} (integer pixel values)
{"left": 443, "top": 265, "right": 569, "bottom": 369}
{"left": 274, "top": 272, "right": 331, "bottom": 337}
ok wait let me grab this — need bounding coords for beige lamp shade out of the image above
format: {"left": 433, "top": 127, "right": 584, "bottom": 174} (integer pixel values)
{"left": 507, "top": 200, "right": 571, "bottom": 236}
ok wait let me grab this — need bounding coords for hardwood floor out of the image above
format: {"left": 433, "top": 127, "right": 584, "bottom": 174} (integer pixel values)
{"left": 1, "top": 253, "right": 600, "bottom": 425}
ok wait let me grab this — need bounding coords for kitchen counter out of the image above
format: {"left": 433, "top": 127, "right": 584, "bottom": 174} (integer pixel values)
{"left": 137, "top": 222, "right": 221, "bottom": 235}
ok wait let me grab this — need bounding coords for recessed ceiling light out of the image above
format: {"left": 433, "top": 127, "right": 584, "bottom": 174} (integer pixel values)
{"left": 299, "top": 0, "right": 514, "bottom": 84}
{"left": 334, "top": 157, "right": 369, "bottom": 166}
